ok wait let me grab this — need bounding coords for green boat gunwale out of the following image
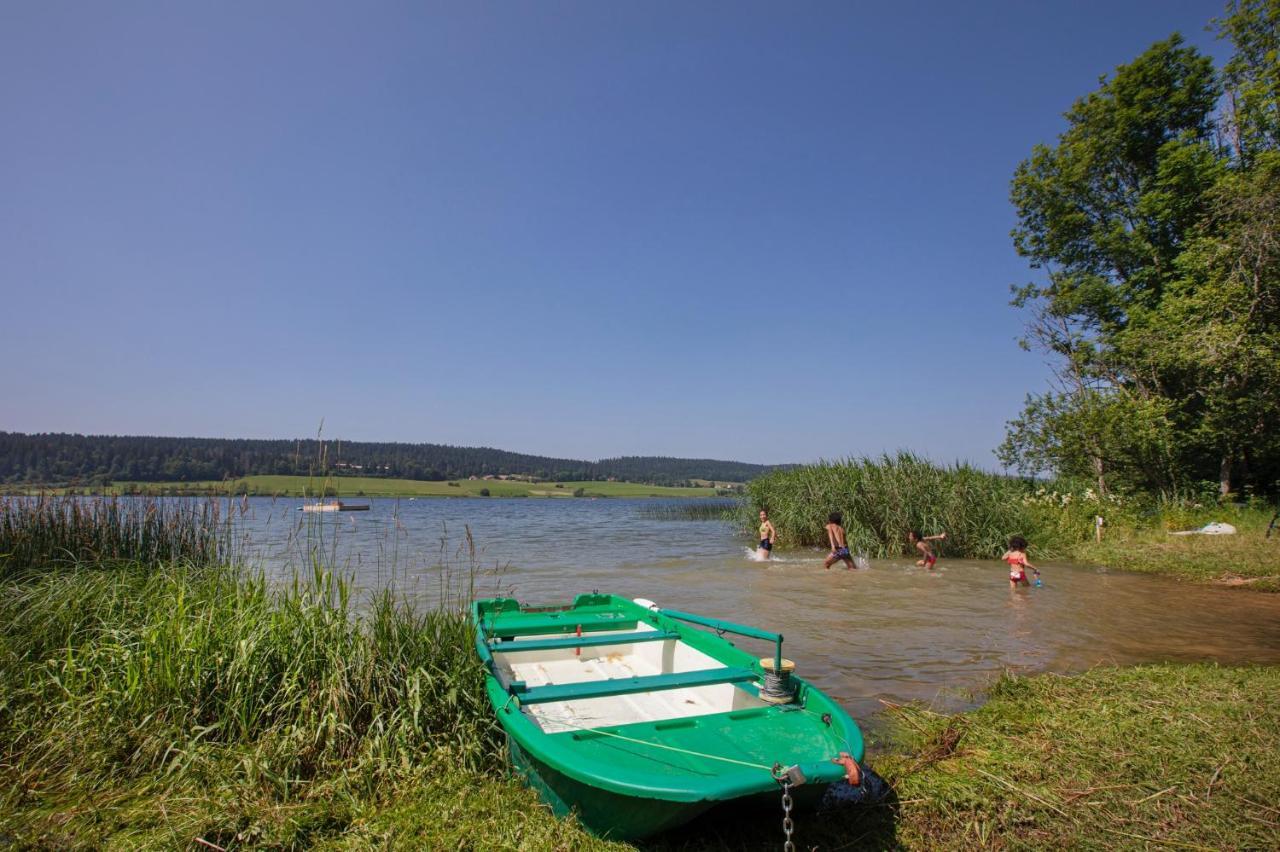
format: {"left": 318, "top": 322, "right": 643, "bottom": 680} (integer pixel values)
{"left": 471, "top": 593, "right": 865, "bottom": 805}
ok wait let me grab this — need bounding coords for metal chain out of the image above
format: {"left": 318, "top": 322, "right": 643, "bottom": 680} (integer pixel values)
{"left": 780, "top": 779, "right": 795, "bottom": 852}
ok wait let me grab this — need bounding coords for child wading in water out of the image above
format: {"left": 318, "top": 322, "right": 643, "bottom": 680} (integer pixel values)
{"left": 823, "top": 512, "right": 857, "bottom": 570}
{"left": 757, "top": 510, "right": 777, "bottom": 560}
{"left": 908, "top": 530, "right": 946, "bottom": 568}
{"left": 1002, "top": 536, "right": 1041, "bottom": 587}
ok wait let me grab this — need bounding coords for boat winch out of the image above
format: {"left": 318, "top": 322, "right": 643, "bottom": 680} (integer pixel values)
{"left": 759, "top": 656, "right": 797, "bottom": 704}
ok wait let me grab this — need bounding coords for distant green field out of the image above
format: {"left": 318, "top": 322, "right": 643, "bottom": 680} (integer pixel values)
{"left": 93, "top": 475, "right": 723, "bottom": 499}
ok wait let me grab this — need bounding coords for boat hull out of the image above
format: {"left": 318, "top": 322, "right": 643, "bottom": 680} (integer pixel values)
{"left": 508, "top": 735, "right": 831, "bottom": 839}
{"left": 473, "top": 594, "right": 864, "bottom": 841}
{"left": 509, "top": 737, "right": 716, "bottom": 838}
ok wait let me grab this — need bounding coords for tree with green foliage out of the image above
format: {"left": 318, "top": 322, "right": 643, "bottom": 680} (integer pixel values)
{"left": 1002, "top": 5, "right": 1280, "bottom": 497}
{"left": 1218, "top": 0, "right": 1280, "bottom": 159}
{"left": 999, "top": 390, "right": 1179, "bottom": 492}
{"left": 1002, "top": 35, "right": 1221, "bottom": 493}
{"left": 1144, "top": 154, "right": 1280, "bottom": 492}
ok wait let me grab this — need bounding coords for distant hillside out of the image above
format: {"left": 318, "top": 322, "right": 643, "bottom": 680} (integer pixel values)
{"left": 0, "top": 432, "right": 781, "bottom": 487}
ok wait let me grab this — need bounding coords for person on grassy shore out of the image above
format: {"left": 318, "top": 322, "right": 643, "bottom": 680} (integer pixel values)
{"left": 757, "top": 510, "right": 777, "bottom": 560}
{"left": 909, "top": 530, "right": 946, "bottom": 568}
{"left": 1002, "top": 536, "right": 1040, "bottom": 587}
{"left": 824, "top": 512, "right": 857, "bottom": 570}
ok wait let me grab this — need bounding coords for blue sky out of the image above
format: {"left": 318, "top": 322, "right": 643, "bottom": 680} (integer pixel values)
{"left": 0, "top": 1, "right": 1230, "bottom": 465}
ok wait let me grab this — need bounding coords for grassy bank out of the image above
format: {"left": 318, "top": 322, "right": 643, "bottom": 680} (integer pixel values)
{"left": 0, "top": 495, "right": 610, "bottom": 847}
{"left": 16, "top": 475, "right": 726, "bottom": 499}
{"left": 874, "top": 664, "right": 1280, "bottom": 850}
{"left": 0, "top": 559, "right": 621, "bottom": 849}
{"left": 1075, "top": 507, "right": 1280, "bottom": 590}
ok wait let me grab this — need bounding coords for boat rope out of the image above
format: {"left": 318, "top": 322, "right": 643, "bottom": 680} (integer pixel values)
{"left": 761, "top": 667, "right": 794, "bottom": 702}
{"left": 539, "top": 716, "right": 777, "bottom": 773}
{"left": 759, "top": 657, "right": 796, "bottom": 704}
{"left": 752, "top": 652, "right": 793, "bottom": 701}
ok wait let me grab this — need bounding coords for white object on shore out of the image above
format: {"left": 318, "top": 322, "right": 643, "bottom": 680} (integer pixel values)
{"left": 1170, "top": 521, "right": 1236, "bottom": 536}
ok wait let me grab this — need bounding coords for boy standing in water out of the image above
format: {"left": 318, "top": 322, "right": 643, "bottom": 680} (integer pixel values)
{"left": 823, "top": 512, "right": 857, "bottom": 570}
{"left": 909, "top": 530, "right": 947, "bottom": 569}
{"left": 757, "top": 510, "right": 777, "bottom": 560}
{"left": 1002, "top": 536, "right": 1041, "bottom": 587}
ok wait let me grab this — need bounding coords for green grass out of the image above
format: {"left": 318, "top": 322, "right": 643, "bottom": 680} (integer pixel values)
{"left": 318, "top": 771, "right": 625, "bottom": 851}
{"left": 0, "top": 496, "right": 617, "bottom": 848}
{"left": 873, "top": 664, "right": 1280, "bottom": 850}
{"left": 0, "top": 558, "right": 617, "bottom": 849}
{"left": 82, "top": 475, "right": 722, "bottom": 499}
{"left": 1074, "top": 505, "right": 1280, "bottom": 590}
{"left": 8, "top": 762, "right": 621, "bottom": 851}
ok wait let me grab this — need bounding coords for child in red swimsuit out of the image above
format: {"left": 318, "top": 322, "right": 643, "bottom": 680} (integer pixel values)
{"left": 909, "top": 530, "right": 946, "bottom": 568}
{"left": 1001, "top": 536, "right": 1040, "bottom": 587}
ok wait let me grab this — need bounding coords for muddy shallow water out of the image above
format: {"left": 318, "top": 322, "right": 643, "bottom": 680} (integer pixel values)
{"left": 228, "top": 496, "right": 1280, "bottom": 726}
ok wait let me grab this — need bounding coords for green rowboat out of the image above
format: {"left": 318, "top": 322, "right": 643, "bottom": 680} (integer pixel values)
{"left": 472, "top": 593, "right": 866, "bottom": 840}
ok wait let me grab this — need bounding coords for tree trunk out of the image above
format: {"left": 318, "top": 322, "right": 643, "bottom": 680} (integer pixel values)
{"left": 1219, "top": 453, "right": 1233, "bottom": 498}
{"left": 1092, "top": 453, "right": 1108, "bottom": 497}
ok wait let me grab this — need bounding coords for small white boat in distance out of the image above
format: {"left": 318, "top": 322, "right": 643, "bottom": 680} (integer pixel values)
{"left": 301, "top": 500, "right": 371, "bottom": 513}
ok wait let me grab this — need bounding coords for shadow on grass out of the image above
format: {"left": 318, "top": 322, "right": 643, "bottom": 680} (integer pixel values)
{"left": 640, "top": 770, "right": 901, "bottom": 851}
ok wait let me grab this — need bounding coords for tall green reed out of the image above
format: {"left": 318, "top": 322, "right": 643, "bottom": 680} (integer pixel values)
{"left": 0, "top": 496, "right": 504, "bottom": 836}
{"left": 744, "top": 452, "right": 1090, "bottom": 558}
{"left": 636, "top": 500, "right": 738, "bottom": 521}
{"left": 1, "top": 566, "right": 500, "bottom": 803}
{"left": 0, "top": 494, "right": 230, "bottom": 577}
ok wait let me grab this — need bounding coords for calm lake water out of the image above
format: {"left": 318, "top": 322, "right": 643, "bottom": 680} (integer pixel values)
{"left": 227, "top": 496, "right": 1280, "bottom": 727}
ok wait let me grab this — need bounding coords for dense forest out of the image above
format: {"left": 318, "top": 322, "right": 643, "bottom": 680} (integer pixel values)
{"left": 999, "top": 0, "right": 1280, "bottom": 498}
{"left": 0, "top": 432, "right": 779, "bottom": 487}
